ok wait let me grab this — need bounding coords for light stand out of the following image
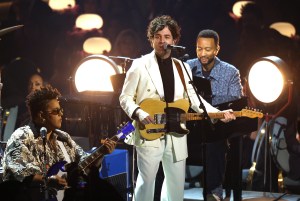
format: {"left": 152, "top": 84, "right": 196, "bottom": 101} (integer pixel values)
{"left": 179, "top": 55, "right": 215, "bottom": 201}
{"left": 247, "top": 56, "right": 292, "bottom": 201}
{"left": 264, "top": 80, "right": 293, "bottom": 194}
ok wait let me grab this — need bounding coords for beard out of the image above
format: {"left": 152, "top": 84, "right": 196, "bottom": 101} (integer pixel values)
{"left": 199, "top": 56, "right": 214, "bottom": 68}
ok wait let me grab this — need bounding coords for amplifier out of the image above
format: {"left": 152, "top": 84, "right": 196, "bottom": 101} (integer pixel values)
{"left": 100, "top": 149, "right": 130, "bottom": 201}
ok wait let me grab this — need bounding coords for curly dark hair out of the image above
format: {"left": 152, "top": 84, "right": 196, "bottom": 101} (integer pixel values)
{"left": 147, "top": 15, "right": 181, "bottom": 44}
{"left": 26, "top": 84, "right": 61, "bottom": 119}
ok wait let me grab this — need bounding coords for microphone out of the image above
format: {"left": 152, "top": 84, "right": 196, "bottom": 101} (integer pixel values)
{"left": 40, "top": 127, "right": 47, "bottom": 139}
{"left": 163, "top": 43, "right": 186, "bottom": 51}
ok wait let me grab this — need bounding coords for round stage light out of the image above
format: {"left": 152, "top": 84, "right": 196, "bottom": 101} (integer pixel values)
{"left": 83, "top": 37, "right": 112, "bottom": 54}
{"left": 270, "top": 22, "right": 296, "bottom": 38}
{"left": 248, "top": 56, "right": 286, "bottom": 104}
{"left": 232, "top": 1, "right": 254, "bottom": 17}
{"left": 48, "top": 0, "right": 75, "bottom": 11}
{"left": 75, "top": 14, "right": 103, "bottom": 30}
{"left": 74, "top": 55, "right": 120, "bottom": 93}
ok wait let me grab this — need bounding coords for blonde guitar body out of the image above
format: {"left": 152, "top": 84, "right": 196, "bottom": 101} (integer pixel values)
{"left": 139, "top": 99, "right": 190, "bottom": 140}
{"left": 139, "top": 99, "right": 263, "bottom": 140}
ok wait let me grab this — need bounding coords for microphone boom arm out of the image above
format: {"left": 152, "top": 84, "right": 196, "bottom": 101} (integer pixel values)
{"left": 178, "top": 56, "right": 214, "bottom": 201}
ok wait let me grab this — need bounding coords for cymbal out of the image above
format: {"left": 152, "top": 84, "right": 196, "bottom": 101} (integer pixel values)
{"left": 0, "top": 25, "right": 24, "bottom": 37}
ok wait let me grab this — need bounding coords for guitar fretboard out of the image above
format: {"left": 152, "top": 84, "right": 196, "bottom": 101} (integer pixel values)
{"left": 183, "top": 111, "right": 243, "bottom": 121}
{"left": 78, "top": 135, "right": 120, "bottom": 173}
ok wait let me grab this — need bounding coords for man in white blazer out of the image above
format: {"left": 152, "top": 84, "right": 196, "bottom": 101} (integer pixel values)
{"left": 119, "top": 15, "right": 235, "bottom": 201}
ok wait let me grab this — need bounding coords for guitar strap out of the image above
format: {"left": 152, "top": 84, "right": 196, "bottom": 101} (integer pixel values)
{"left": 173, "top": 59, "right": 187, "bottom": 93}
{"left": 58, "top": 141, "right": 71, "bottom": 163}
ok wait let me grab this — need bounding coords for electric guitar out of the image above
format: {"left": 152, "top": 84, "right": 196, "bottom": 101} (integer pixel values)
{"left": 138, "top": 99, "right": 264, "bottom": 140}
{"left": 46, "top": 122, "right": 135, "bottom": 201}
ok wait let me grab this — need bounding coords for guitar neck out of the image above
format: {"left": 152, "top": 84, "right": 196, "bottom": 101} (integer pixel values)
{"left": 78, "top": 135, "right": 120, "bottom": 172}
{"left": 185, "top": 111, "right": 242, "bottom": 121}
{"left": 208, "top": 111, "right": 242, "bottom": 119}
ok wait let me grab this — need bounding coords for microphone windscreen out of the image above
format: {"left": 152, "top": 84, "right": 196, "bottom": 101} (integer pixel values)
{"left": 40, "top": 127, "right": 47, "bottom": 138}
{"left": 163, "top": 43, "right": 169, "bottom": 50}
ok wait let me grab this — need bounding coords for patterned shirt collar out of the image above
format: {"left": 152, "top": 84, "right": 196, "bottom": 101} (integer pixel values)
{"left": 198, "top": 57, "right": 221, "bottom": 80}
{"left": 28, "top": 122, "right": 67, "bottom": 143}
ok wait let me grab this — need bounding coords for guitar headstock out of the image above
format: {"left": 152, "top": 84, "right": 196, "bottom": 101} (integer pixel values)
{"left": 241, "top": 108, "right": 264, "bottom": 118}
{"left": 117, "top": 121, "right": 135, "bottom": 139}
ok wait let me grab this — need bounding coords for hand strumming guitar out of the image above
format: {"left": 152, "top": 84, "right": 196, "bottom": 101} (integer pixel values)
{"left": 31, "top": 174, "right": 68, "bottom": 190}
{"left": 135, "top": 109, "right": 154, "bottom": 125}
{"left": 47, "top": 175, "right": 68, "bottom": 190}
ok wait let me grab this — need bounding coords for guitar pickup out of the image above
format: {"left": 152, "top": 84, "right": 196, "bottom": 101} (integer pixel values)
{"left": 146, "top": 128, "right": 166, "bottom": 134}
{"left": 154, "top": 114, "right": 166, "bottom": 124}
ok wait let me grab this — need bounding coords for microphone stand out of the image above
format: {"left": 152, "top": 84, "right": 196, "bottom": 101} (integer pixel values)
{"left": 42, "top": 134, "right": 49, "bottom": 200}
{"left": 178, "top": 55, "right": 215, "bottom": 201}
{"left": 108, "top": 56, "right": 134, "bottom": 73}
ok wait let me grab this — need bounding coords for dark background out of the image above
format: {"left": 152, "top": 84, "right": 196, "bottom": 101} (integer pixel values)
{"left": 0, "top": 0, "right": 299, "bottom": 140}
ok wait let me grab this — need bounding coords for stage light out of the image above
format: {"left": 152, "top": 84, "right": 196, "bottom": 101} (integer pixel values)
{"left": 232, "top": 1, "right": 254, "bottom": 17}
{"left": 74, "top": 55, "right": 120, "bottom": 93}
{"left": 247, "top": 56, "right": 293, "bottom": 199}
{"left": 270, "top": 22, "right": 296, "bottom": 38}
{"left": 83, "top": 37, "right": 112, "bottom": 55}
{"left": 75, "top": 14, "right": 103, "bottom": 30}
{"left": 248, "top": 56, "right": 286, "bottom": 104}
{"left": 48, "top": 0, "right": 75, "bottom": 11}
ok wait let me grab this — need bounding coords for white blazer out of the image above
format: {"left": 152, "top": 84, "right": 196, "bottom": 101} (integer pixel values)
{"left": 119, "top": 51, "right": 218, "bottom": 161}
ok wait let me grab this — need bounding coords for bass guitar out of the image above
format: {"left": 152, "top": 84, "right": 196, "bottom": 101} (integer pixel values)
{"left": 46, "top": 121, "right": 135, "bottom": 201}
{"left": 139, "top": 99, "right": 263, "bottom": 140}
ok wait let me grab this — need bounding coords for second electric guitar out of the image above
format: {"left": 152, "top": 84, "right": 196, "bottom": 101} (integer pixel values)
{"left": 139, "top": 99, "right": 263, "bottom": 140}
